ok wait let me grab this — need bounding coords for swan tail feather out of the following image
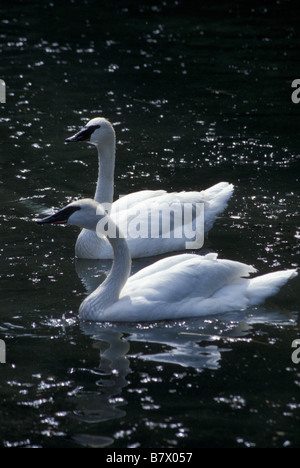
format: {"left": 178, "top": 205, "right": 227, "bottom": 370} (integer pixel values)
{"left": 202, "top": 182, "right": 234, "bottom": 231}
{"left": 247, "top": 269, "right": 298, "bottom": 305}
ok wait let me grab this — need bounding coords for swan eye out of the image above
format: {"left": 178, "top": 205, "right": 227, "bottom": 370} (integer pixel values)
{"left": 60, "top": 205, "right": 82, "bottom": 219}
{"left": 79, "top": 124, "right": 101, "bottom": 140}
{"left": 85, "top": 124, "right": 101, "bottom": 134}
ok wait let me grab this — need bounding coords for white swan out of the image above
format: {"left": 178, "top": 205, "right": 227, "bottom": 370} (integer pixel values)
{"left": 65, "top": 117, "right": 234, "bottom": 259}
{"left": 37, "top": 199, "right": 297, "bottom": 323}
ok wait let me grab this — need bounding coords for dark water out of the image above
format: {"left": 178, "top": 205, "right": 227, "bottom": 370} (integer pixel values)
{"left": 0, "top": 0, "right": 299, "bottom": 448}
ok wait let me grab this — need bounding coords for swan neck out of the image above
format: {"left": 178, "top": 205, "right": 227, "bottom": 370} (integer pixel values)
{"left": 80, "top": 222, "right": 131, "bottom": 319}
{"left": 107, "top": 231, "right": 132, "bottom": 293}
{"left": 94, "top": 140, "right": 115, "bottom": 211}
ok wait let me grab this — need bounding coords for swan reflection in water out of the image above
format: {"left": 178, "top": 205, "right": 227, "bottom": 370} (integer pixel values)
{"left": 79, "top": 307, "right": 297, "bottom": 371}
{"left": 71, "top": 258, "right": 297, "bottom": 447}
{"left": 70, "top": 325, "right": 130, "bottom": 448}
{"left": 75, "top": 256, "right": 297, "bottom": 369}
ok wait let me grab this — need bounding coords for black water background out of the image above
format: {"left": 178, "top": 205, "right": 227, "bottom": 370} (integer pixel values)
{"left": 0, "top": 0, "right": 299, "bottom": 448}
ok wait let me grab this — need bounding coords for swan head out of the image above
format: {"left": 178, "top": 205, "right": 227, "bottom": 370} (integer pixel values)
{"left": 65, "top": 117, "right": 115, "bottom": 149}
{"left": 37, "top": 198, "right": 106, "bottom": 231}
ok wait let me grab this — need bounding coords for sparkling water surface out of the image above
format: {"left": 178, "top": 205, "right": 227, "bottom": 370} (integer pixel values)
{"left": 0, "top": 0, "right": 299, "bottom": 448}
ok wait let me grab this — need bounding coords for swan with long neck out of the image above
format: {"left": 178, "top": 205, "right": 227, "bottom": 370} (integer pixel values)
{"left": 65, "top": 117, "right": 234, "bottom": 259}
{"left": 37, "top": 199, "right": 297, "bottom": 322}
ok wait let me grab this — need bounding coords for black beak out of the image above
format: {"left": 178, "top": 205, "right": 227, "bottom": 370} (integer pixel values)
{"left": 65, "top": 124, "right": 100, "bottom": 143}
{"left": 37, "top": 205, "right": 81, "bottom": 225}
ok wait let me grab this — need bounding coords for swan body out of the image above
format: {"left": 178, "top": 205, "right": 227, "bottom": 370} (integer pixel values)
{"left": 37, "top": 199, "right": 297, "bottom": 323}
{"left": 65, "top": 118, "right": 234, "bottom": 259}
